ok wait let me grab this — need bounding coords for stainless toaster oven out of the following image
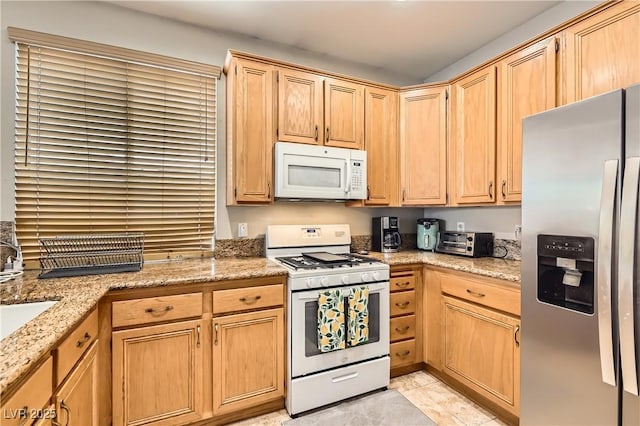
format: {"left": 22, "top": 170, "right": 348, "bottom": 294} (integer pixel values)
{"left": 436, "top": 231, "right": 493, "bottom": 257}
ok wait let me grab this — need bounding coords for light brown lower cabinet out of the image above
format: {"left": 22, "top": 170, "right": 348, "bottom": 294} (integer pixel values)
{"left": 1, "top": 357, "right": 53, "bottom": 426}
{"left": 442, "top": 295, "right": 520, "bottom": 416}
{"left": 212, "top": 308, "right": 285, "bottom": 415}
{"left": 112, "top": 319, "right": 204, "bottom": 426}
{"left": 53, "top": 341, "right": 99, "bottom": 426}
{"left": 389, "top": 265, "right": 423, "bottom": 376}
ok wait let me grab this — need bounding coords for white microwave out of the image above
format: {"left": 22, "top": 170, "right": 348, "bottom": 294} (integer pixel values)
{"left": 274, "top": 142, "right": 367, "bottom": 200}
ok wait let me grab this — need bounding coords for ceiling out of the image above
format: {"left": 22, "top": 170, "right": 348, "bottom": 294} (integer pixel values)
{"left": 107, "top": 1, "right": 563, "bottom": 82}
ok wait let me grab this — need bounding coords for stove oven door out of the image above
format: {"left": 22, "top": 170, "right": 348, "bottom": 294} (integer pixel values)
{"left": 290, "top": 281, "right": 389, "bottom": 378}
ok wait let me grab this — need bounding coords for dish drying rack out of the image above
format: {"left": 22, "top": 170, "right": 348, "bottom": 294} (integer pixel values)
{"left": 38, "top": 233, "right": 144, "bottom": 279}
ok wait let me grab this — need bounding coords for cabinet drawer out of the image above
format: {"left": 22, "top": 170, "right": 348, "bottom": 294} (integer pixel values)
{"left": 2, "top": 357, "right": 53, "bottom": 426}
{"left": 112, "top": 292, "right": 203, "bottom": 328}
{"left": 441, "top": 273, "right": 520, "bottom": 316}
{"left": 390, "top": 274, "right": 415, "bottom": 292}
{"left": 55, "top": 308, "right": 98, "bottom": 386}
{"left": 390, "top": 315, "right": 416, "bottom": 342}
{"left": 213, "top": 284, "right": 284, "bottom": 315}
{"left": 390, "top": 340, "right": 417, "bottom": 368}
{"left": 390, "top": 291, "right": 415, "bottom": 317}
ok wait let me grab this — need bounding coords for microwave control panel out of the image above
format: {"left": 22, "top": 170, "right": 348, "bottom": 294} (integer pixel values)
{"left": 351, "top": 160, "right": 364, "bottom": 192}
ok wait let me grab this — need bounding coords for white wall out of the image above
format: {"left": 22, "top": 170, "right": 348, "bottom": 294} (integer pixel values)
{"left": 424, "top": 206, "right": 521, "bottom": 240}
{"left": 0, "top": 1, "right": 422, "bottom": 240}
{"left": 425, "top": 1, "right": 601, "bottom": 82}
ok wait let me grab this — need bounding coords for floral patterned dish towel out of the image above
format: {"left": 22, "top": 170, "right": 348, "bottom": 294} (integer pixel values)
{"left": 348, "top": 286, "right": 369, "bottom": 347}
{"left": 317, "top": 289, "right": 346, "bottom": 352}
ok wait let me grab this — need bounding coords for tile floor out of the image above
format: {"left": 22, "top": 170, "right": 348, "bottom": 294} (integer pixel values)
{"left": 229, "top": 370, "right": 508, "bottom": 426}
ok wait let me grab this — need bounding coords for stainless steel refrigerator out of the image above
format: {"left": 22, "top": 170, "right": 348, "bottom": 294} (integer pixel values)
{"left": 521, "top": 84, "right": 640, "bottom": 425}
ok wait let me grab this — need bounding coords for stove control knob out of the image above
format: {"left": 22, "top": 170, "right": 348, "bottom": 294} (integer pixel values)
{"left": 361, "top": 272, "right": 372, "bottom": 282}
{"left": 372, "top": 271, "right": 381, "bottom": 281}
{"left": 320, "top": 277, "right": 329, "bottom": 286}
{"left": 306, "top": 277, "right": 318, "bottom": 288}
{"left": 341, "top": 275, "right": 350, "bottom": 284}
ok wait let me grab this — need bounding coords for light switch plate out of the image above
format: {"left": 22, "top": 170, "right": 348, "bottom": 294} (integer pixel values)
{"left": 456, "top": 222, "right": 465, "bottom": 232}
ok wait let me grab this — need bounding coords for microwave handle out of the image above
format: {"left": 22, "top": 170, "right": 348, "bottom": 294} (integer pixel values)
{"left": 344, "top": 160, "right": 351, "bottom": 193}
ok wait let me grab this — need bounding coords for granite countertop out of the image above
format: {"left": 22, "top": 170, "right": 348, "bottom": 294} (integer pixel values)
{"left": 366, "top": 250, "right": 521, "bottom": 283}
{"left": 0, "top": 252, "right": 520, "bottom": 396}
{"left": 0, "top": 257, "right": 287, "bottom": 395}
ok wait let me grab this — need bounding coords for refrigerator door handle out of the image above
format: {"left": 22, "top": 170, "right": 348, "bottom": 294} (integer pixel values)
{"left": 619, "top": 156, "right": 640, "bottom": 396}
{"left": 597, "top": 159, "right": 618, "bottom": 387}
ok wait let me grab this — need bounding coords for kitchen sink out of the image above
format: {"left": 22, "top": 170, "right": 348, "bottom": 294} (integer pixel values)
{"left": 0, "top": 301, "right": 58, "bottom": 340}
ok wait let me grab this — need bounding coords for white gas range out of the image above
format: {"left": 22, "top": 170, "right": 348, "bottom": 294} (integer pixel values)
{"left": 266, "top": 224, "right": 390, "bottom": 416}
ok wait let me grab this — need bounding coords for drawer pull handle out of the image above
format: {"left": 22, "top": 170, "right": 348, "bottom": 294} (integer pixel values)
{"left": 396, "top": 350, "right": 411, "bottom": 357}
{"left": 145, "top": 305, "right": 174, "bottom": 314}
{"left": 196, "top": 325, "right": 201, "bottom": 348}
{"left": 214, "top": 323, "right": 219, "bottom": 345}
{"left": 466, "top": 289, "right": 486, "bottom": 298}
{"left": 395, "top": 301, "right": 410, "bottom": 308}
{"left": 395, "top": 326, "right": 410, "bottom": 333}
{"left": 76, "top": 332, "right": 91, "bottom": 348}
{"left": 515, "top": 325, "right": 520, "bottom": 347}
{"left": 395, "top": 281, "right": 411, "bottom": 288}
{"left": 60, "top": 400, "right": 71, "bottom": 426}
{"left": 239, "top": 295, "right": 262, "bottom": 303}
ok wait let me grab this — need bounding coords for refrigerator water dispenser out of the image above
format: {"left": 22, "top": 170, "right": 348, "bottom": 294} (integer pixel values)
{"left": 537, "top": 235, "right": 595, "bottom": 314}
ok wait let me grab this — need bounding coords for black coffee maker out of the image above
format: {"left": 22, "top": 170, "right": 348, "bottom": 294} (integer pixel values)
{"left": 372, "top": 216, "right": 402, "bottom": 253}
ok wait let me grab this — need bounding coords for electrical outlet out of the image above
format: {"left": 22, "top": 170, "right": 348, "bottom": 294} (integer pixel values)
{"left": 456, "top": 222, "right": 465, "bottom": 232}
{"left": 515, "top": 225, "right": 522, "bottom": 240}
{"left": 237, "top": 223, "right": 248, "bottom": 238}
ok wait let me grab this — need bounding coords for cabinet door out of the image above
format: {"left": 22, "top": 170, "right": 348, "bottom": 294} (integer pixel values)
{"left": 323, "top": 78, "right": 364, "bottom": 149}
{"left": 54, "top": 342, "right": 98, "bottom": 426}
{"left": 364, "top": 86, "right": 398, "bottom": 205}
{"left": 213, "top": 308, "right": 284, "bottom": 415}
{"left": 564, "top": 2, "right": 640, "bottom": 104}
{"left": 443, "top": 295, "right": 520, "bottom": 415}
{"left": 231, "top": 59, "right": 274, "bottom": 203}
{"left": 498, "top": 37, "right": 557, "bottom": 204}
{"left": 450, "top": 66, "right": 496, "bottom": 205}
{"left": 112, "top": 320, "right": 204, "bottom": 426}
{"left": 399, "top": 86, "right": 447, "bottom": 205}
{"left": 277, "top": 68, "right": 323, "bottom": 145}
{"left": 1, "top": 357, "right": 52, "bottom": 426}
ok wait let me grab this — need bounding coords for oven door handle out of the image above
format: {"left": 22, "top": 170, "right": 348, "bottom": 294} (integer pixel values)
{"left": 295, "top": 282, "right": 389, "bottom": 300}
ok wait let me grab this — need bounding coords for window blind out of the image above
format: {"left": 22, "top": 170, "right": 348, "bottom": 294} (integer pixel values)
{"left": 13, "top": 40, "right": 217, "bottom": 265}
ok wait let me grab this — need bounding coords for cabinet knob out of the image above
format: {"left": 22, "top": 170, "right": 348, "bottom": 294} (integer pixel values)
{"left": 75, "top": 332, "right": 91, "bottom": 348}
{"left": 145, "top": 305, "right": 173, "bottom": 314}
{"left": 466, "top": 289, "right": 486, "bottom": 298}
{"left": 239, "top": 295, "right": 262, "bottom": 303}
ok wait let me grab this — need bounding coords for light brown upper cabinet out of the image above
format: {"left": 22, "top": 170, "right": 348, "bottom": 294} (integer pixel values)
{"left": 277, "top": 69, "right": 323, "bottom": 145}
{"left": 277, "top": 70, "right": 364, "bottom": 149}
{"left": 364, "top": 86, "right": 399, "bottom": 205}
{"left": 563, "top": 1, "right": 640, "bottom": 104}
{"left": 497, "top": 36, "right": 557, "bottom": 204}
{"left": 226, "top": 58, "right": 275, "bottom": 204}
{"left": 399, "top": 85, "right": 448, "bottom": 206}
{"left": 324, "top": 78, "right": 365, "bottom": 149}
{"left": 450, "top": 65, "right": 497, "bottom": 205}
